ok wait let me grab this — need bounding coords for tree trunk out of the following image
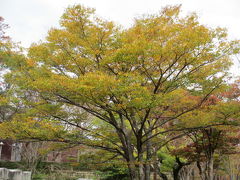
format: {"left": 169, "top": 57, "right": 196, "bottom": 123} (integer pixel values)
{"left": 159, "top": 171, "right": 168, "bottom": 180}
{"left": 173, "top": 158, "right": 182, "bottom": 180}
{"left": 138, "top": 154, "right": 145, "bottom": 180}
{"left": 173, "top": 168, "right": 181, "bottom": 180}
{"left": 145, "top": 163, "right": 151, "bottom": 180}
{"left": 197, "top": 161, "right": 204, "bottom": 180}
{"left": 206, "top": 157, "right": 214, "bottom": 180}
{"left": 153, "top": 170, "right": 157, "bottom": 180}
{"left": 145, "top": 133, "right": 152, "bottom": 180}
{"left": 128, "top": 162, "right": 139, "bottom": 180}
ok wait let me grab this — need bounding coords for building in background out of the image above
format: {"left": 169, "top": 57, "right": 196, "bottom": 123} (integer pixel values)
{"left": 0, "top": 140, "right": 22, "bottom": 162}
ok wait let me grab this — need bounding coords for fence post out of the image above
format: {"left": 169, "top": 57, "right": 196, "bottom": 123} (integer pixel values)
{"left": 22, "top": 171, "right": 31, "bottom": 180}
{"left": 8, "top": 169, "right": 22, "bottom": 180}
{"left": 0, "top": 168, "right": 9, "bottom": 180}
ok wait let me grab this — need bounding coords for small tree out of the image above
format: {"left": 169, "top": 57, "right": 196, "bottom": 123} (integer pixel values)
{"left": 172, "top": 83, "right": 240, "bottom": 180}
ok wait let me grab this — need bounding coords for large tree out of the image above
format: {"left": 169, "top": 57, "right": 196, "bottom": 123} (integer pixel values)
{"left": 1, "top": 5, "right": 240, "bottom": 180}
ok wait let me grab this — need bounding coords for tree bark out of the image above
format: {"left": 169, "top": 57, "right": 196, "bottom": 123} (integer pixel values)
{"left": 128, "top": 163, "right": 139, "bottom": 180}
{"left": 145, "top": 132, "right": 152, "bottom": 180}
{"left": 138, "top": 153, "right": 145, "bottom": 180}
{"left": 173, "top": 157, "right": 190, "bottom": 180}
{"left": 197, "top": 161, "right": 204, "bottom": 180}
{"left": 206, "top": 157, "right": 214, "bottom": 180}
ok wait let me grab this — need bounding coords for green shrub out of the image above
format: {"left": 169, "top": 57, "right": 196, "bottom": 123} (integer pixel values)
{"left": 97, "top": 165, "right": 129, "bottom": 180}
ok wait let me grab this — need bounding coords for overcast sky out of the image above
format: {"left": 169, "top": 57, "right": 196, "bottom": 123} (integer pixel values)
{"left": 1, "top": 0, "right": 240, "bottom": 75}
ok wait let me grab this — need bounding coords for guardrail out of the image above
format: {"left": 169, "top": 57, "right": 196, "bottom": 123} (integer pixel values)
{"left": 0, "top": 168, "right": 31, "bottom": 180}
